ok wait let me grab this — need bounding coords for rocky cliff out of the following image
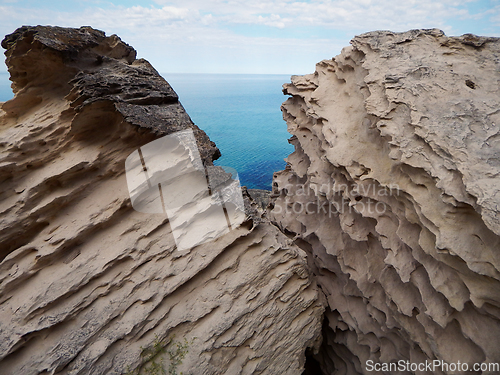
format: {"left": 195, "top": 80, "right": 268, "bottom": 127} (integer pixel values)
{"left": 271, "top": 29, "right": 500, "bottom": 374}
{"left": 2, "top": 25, "right": 500, "bottom": 375}
{"left": 0, "top": 26, "right": 324, "bottom": 375}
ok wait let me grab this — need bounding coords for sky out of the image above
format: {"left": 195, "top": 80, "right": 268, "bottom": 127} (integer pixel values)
{"left": 0, "top": 0, "right": 499, "bottom": 74}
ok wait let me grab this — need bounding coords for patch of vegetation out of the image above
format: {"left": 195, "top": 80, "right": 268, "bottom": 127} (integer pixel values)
{"left": 126, "top": 334, "right": 194, "bottom": 375}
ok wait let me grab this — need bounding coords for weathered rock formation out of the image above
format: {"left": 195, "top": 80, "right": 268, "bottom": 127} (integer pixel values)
{"left": 3, "top": 25, "right": 500, "bottom": 375}
{"left": 0, "top": 26, "right": 324, "bottom": 374}
{"left": 271, "top": 29, "right": 500, "bottom": 374}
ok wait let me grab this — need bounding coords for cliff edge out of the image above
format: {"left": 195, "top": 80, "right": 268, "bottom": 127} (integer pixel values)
{"left": 271, "top": 29, "right": 500, "bottom": 374}
{"left": 3, "top": 25, "right": 500, "bottom": 375}
{"left": 0, "top": 26, "right": 324, "bottom": 374}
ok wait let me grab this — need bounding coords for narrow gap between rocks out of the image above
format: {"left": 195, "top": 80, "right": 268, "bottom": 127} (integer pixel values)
{"left": 302, "top": 347, "right": 326, "bottom": 375}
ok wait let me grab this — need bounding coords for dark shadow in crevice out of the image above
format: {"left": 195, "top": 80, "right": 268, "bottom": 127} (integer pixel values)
{"left": 302, "top": 347, "right": 326, "bottom": 375}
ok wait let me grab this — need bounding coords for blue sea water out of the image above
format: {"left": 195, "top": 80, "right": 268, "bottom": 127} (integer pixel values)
{"left": 0, "top": 73, "right": 293, "bottom": 190}
{"left": 164, "top": 74, "right": 293, "bottom": 190}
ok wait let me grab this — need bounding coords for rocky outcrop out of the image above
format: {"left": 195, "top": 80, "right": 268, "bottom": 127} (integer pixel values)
{"left": 4, "top": 25, "right": 500, "bottom": 375}
{"left": 0, "top": 26, "right": 324, "bottom": 374}
{"left": 270, "top": 29, "right": 500, "bottom": 374}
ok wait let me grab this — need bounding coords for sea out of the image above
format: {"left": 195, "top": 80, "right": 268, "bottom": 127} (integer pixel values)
{"left": 0, "top": 72, "right": 294, "bottom": 190}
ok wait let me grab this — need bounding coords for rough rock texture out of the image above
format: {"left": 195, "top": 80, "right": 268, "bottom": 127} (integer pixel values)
{"left": 247, "top": 189, "right": 271, "bottom": 211}
{"left": 0, "top": 26, "right": 324, "bottom": 374}
{"left": 270, "top": 29, "right": 500, "bottom": 374}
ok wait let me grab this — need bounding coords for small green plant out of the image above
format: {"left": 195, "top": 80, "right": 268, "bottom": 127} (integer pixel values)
{"left": 126, "top": 334, "right": 194, "bottom": 375}
{"left": 166, "top": 336, "right": 191, "bottom": 375}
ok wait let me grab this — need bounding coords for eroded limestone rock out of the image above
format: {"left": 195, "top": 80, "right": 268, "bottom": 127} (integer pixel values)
{"left": 271, "top": 29, "right": 500, "bottom": 374}
{"left": 0, "top": 26, "right": 324, "bottom": 375}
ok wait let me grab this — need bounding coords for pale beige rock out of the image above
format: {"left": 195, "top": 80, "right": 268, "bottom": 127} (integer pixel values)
{"left": 0, "top": 26, "right": 324, "bottom": 375}
{"left": 271, "top": 29, "right": 500, "bottom": 374}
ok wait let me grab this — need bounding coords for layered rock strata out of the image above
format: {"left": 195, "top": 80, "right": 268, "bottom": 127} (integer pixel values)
{"left": 271, "top": 29, "right": 500, "bottom": 374}
{"left": 0, "top": 26, "right": 324, "bottom": 374}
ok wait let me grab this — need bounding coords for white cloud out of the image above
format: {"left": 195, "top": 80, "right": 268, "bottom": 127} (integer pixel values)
{"left": 256, "top": 14, "right": 287, "bottom": 28}
{"left": 0, "top": 0, "right": 497, "bottom": 73}
{"left": 489, "top": 5, "right": 500, "bottom": 26}
{"left": 148, "top": 0, "right": 483, "bottom": 32}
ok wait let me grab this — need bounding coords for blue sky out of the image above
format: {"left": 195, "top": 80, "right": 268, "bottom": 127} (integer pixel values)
{"left": 0, "top": 0, "right": 499, "bottom": 74}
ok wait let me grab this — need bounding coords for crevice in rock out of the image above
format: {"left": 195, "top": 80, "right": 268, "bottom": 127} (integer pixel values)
{"left": 302, "top": 346, "right": 326, "bottom": 375}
